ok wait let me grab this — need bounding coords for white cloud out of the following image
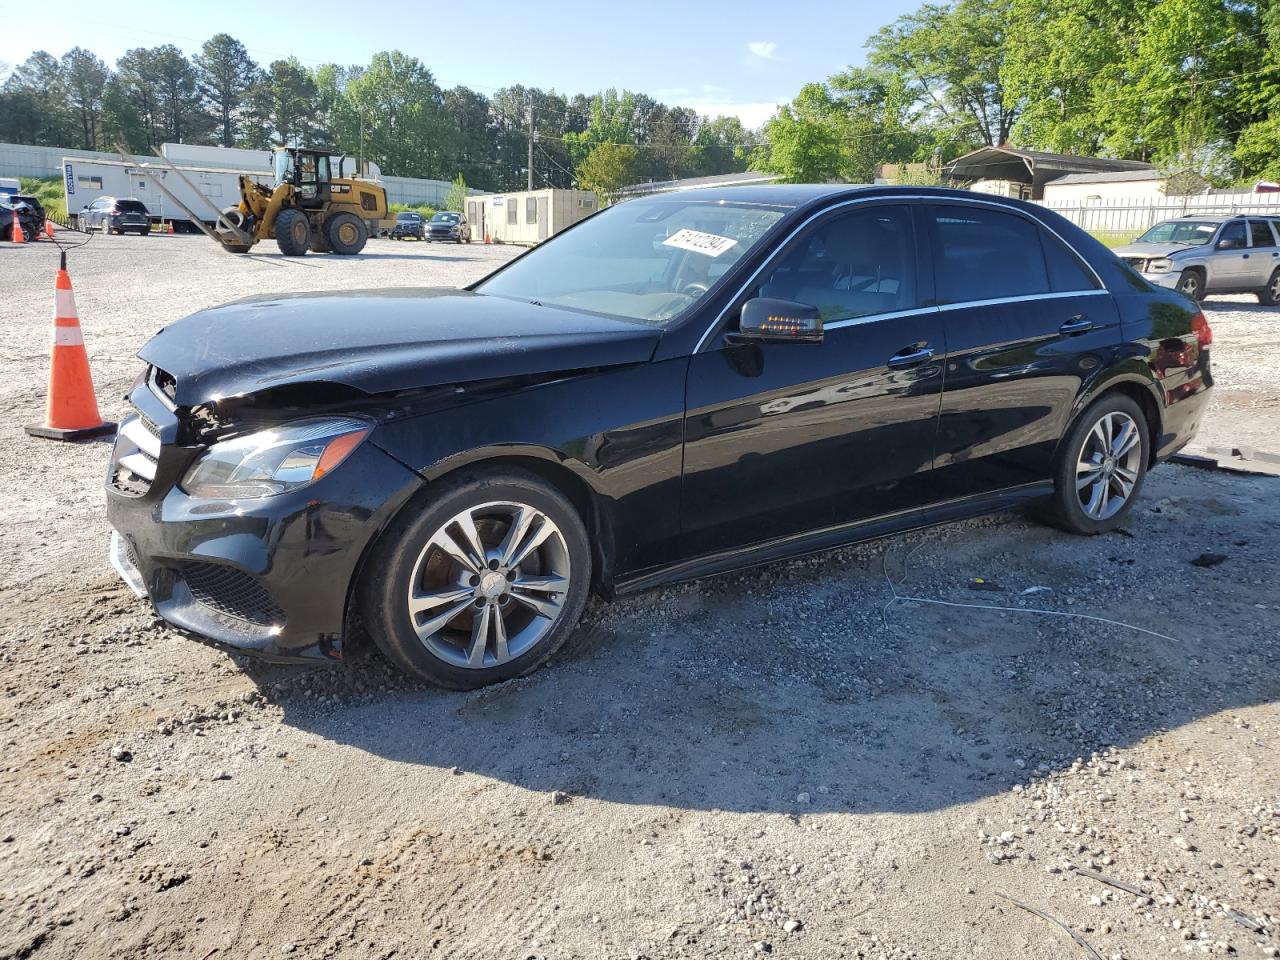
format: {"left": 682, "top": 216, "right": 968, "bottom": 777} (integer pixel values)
{"left": 746, "top": 41, "right": 778, "bottom": 60}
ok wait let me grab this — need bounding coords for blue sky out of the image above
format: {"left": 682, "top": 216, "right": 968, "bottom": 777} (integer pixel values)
{"left": 0, "top": 0, "right": 923, "bottom": 128}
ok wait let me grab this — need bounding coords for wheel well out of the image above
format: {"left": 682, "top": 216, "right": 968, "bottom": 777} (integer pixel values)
{"left": 1101, "top": 381, "right": 1163, "bottom": 466}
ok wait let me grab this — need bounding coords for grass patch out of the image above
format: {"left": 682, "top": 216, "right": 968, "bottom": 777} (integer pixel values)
{"left": 19, "top": 176, "right": 67, "bottom": 221}
{"left": 389, "top": 202, "right": 438, "bottom": 219}
{"left": 1088, "top": 230, "right": 1136, "bottom": 249}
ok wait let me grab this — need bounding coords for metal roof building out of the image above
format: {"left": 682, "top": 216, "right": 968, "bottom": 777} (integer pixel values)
{"left": 942, "top": 146, "right": 1155, "bottom": 199}
{"left": 615, "top": 171, "right": 782, "bottom": 200}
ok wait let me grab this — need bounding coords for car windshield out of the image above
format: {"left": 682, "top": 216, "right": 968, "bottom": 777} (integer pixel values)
{"left": 1137, "top": 220, "right": 1218, "bottom": 245}
{"left": 432, "top": 213, "right": 459, "bottom": 223}
{"left": 117, "top": 200, "right": 147, "bottom": 213}
{"left": 397, "top": 213, "right": 420, "bottom": 221}
{"left": 475, "top": 198, "right": 786, "bottom": 324}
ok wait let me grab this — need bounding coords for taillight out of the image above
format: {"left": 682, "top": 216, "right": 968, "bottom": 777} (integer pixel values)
{"left": 1191, "top": 311, "right": 1213, "bottom": 348}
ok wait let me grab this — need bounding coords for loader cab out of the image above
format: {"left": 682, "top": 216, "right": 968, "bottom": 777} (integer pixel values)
{"left": 272, "top": 148, "right": 330, "bottom": 209}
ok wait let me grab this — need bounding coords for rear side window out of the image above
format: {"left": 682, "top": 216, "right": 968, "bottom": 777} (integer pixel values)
{"left": 931, "top": 206, "right": 1049, "bottom": 303}
{"left": 1042, "top": 230, "right": 1099, "bottom": 292}
{"left": 1249, "top": 220, "right": 1277, "bottom": 247}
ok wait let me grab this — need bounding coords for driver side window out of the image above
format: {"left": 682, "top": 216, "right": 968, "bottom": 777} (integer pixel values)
{"left": 751, "top": 205, "right": 919, "bottom": 323}
{"left": 1218, "top": 221, "right": 1247, "bottom": 248}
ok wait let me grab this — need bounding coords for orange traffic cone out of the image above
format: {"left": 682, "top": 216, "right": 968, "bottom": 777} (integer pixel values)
{"left": 483, "top": 228, "right": 491, "bottom": 244}
{"left": 44, "top": 219, "right": 54, "bottom": 239}
{"left": 24, "top": 254, "right": 116, "bottom": 441}
{"left": 167, "top": 221, "right": 175, "bottom": 235}
{"left": 10, "top": 209, "right": 25, "bottom": 244}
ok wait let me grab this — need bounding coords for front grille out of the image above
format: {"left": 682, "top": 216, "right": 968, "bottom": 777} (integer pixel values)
{"left": 182, "top": 562, "right": 284, "bottom": 627}
{"left": 109, "top": 370, "right": 177, "bottom": 497}
{"left": 111, "top": 415, "right": 162, "bottom": 495}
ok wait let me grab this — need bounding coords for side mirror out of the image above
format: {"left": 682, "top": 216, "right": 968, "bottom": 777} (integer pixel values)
{"left": 739, "top": 297, "right": 823, "bottom": 343}
{"left": 1217, "top": 237, "right": 1238, "bottom": 250}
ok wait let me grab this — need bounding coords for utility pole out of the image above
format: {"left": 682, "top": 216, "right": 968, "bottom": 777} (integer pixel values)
{"left": 527, "top": 97, "right": 535, "bottom": 191}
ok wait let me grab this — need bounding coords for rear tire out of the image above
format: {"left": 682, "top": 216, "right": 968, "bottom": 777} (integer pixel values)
{"left": 1176, "top": 268, "right": 1204, "bottom": 303}
{"left": 1258, "top": 268, "right": 1280, "bottom": 307}
{"left": 1042, "top": 393, "right": 1149, "bottom": 535}
{"left": 358, "top": 468, "right": 592, "bottom": 690}
{"left": 325, "top": 211, "right": 367, "bottom": 255}
{"left": 274, "top": 208, "right": 311, "bottom": 256}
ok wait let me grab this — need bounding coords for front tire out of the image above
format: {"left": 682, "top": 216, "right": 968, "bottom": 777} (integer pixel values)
{"left": 325, "top": 211, "right": 368, "bottom": 255}
{"left": 1176, "top": 268, "right": 1204, "bottom": 302}
{"left": 359, "top": 468, "right": 592, "bottom": 689}
{"left": 274, "top": 208, "right": 311, "bottom": 256}
{"left": 1044, "top": 393, "right": 1149, "bottom": 535}
{"left": 1258, "top": 268, "right": 1280, "bottom": 307}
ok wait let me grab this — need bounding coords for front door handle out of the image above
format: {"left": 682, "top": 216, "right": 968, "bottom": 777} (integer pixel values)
{"left": 1060, "top": 315, "right": 1093, "bottom": 335}
{"left": 887, "top": 345, "right": 935, "bottom": 369}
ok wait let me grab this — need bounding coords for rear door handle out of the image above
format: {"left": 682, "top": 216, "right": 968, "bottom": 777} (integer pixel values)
{"left": 887, "top": 345, "right": 935, "bottom": 369}
{"left": 1059, "top": 315, "right": 1093, "bottom": 335}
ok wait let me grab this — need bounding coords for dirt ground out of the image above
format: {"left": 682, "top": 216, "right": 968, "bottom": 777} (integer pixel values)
{"left": 0, "top": 235, "right": 1277, "bottom": 960}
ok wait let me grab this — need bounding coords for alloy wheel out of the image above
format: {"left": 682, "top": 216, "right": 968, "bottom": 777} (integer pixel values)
{"left": 1270, "top": 273, "right": 1280, "bottom": 302}
{"left": 1179, "top": 273, "right": 1201, "bottom": 298}
{"left": 406, "top": 501, "right": 571, "bottom": 669}
{"left": 1075, "top": 411, "right": 1143, "bottom": 520}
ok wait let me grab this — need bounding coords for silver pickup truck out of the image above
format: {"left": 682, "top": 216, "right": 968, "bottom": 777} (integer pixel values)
{"left": 1114, "top": 214, "right": 1280, "bottom": 306}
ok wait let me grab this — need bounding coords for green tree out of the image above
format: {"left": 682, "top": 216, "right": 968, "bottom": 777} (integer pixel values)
{"left": 1098, "top": 0, "right": 1246, "bottom": 164}
{"left": 867, "top": 0, "right": 1017, "bottom": 147}
{"left": 2, "top": 51, "right": 73, "bottom": 145}
{"left": 444, "top": 174, "right": 468, "bottom": 212}
{"left": 752, "top": 84, "right": 845, "bottom": 182}
{"left": 576, "top": 141, "right": 638, "bottom": 203}
{"left": 195, "top": 34, "right": 260, "bottom": 147}
{"left": 249, "top": 58, "right": 320, "bottom": 147}
{"left": 344, "top": 51, "right": 443, "bottom": 177}
{"left": 61, "top": 48, "right": 109, "bottom": 149}
{"left": 692, "top": 116, "right": 756, "bottom": 176}
{"left": 150, "top": 45, "right": 209, "bottom": 144}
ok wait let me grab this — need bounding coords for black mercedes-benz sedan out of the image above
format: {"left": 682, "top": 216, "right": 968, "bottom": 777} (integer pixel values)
{"left": 106, "top": 185, "right": 1213, "bottom": 689}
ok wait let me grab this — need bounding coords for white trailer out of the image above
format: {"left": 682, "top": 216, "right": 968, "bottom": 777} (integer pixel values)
{"left": 61, "top": 156, "right": 273, "bottom": 232}
{"left": 471, "top": 188, "right": 597, "bottom": 245}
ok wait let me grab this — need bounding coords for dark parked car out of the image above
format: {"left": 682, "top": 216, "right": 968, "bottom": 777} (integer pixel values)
{"left": 106, "top": 185, "right": 1212, "bottom": 689}
{"left": 1, "top": 196, "right": 42, "bottom": 242}
{"left": 425, "top": 211, "right": 471, "bottom": 242}
{"left": 77, "top": 197, "right": 150, "bottom": 235}
{"left": 389, "top": 211, "right": 425, "bottom": 240}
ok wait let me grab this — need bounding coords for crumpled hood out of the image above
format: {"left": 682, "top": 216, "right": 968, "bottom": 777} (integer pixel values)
{"left": 1112, "top": 241, "right": 1204, "bottom": 259}
{"left": 138, "top": 288, "right": 661, "bottom": 406}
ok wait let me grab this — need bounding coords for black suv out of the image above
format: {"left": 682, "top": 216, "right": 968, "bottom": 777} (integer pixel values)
{"left": 389, "top": 211, "right": 425, "bottom": 240}
{"left": 78, "top": 197, "right": 150, "bottom": 235}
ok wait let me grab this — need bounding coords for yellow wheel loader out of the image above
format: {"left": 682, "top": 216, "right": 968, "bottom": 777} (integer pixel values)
{"left": 125, "top": 144, "right": 389, "bottom": 257}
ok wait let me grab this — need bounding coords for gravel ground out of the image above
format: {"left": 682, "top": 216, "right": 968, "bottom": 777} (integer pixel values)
{"left": 0, "top": 235, "right": 1277, "bottom": 960}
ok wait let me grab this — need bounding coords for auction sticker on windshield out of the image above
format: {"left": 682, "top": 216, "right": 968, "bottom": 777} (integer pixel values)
{"left": 662, "top": 228, "right": 739, "bottom": 257}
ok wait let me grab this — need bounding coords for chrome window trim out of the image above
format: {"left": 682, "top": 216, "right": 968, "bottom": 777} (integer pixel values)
{"left": 693, "top": 193, "right": 1108, "bottom": 354}
{"left": 935, "top": 289, "right": 1110, "bottom": 312}
{"left": 822, "top": 306, "right": 939, "bottom": 331}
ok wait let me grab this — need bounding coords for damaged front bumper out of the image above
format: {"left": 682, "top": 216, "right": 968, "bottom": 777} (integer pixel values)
{"left": 105, "top": 381, "right": 424, "bottom": 662}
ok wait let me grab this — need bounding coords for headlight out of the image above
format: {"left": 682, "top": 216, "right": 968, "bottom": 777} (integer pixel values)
{"left": 1147, "top": 258, "right": 1174, "bottom": 273}
{"left": 181, "top": 417, "right": 371, "bottom": 499}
